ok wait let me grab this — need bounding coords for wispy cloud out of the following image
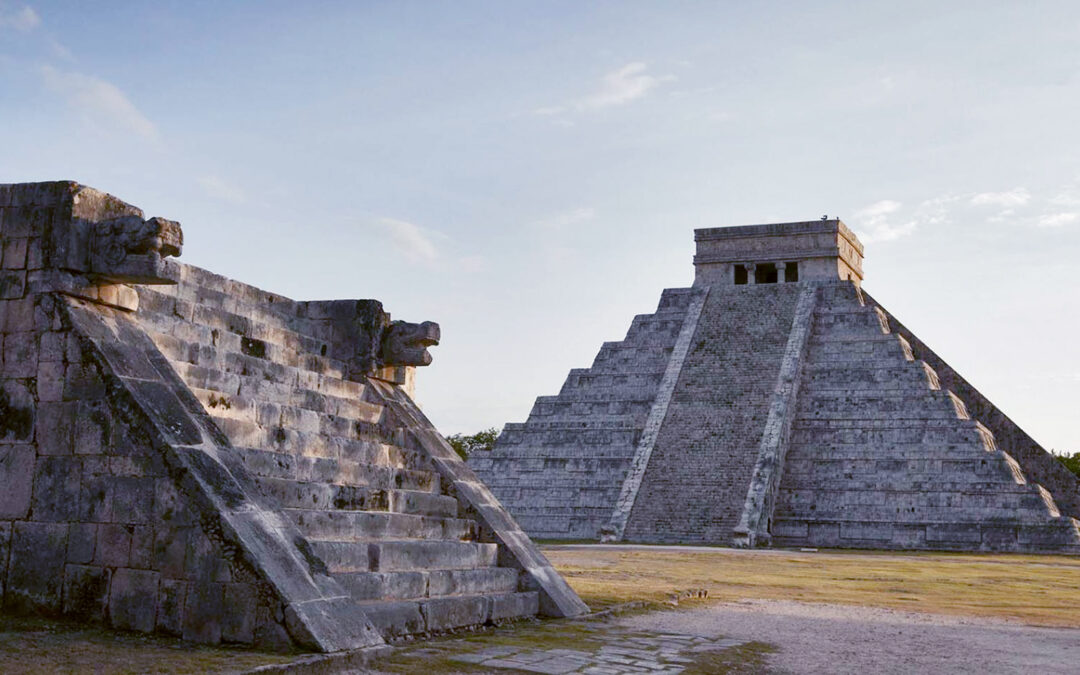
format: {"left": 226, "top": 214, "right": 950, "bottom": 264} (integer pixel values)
{"left": 579, "top": 62, "right": 669, "bottom": 110}
{"left": 40, "top": 65, "right": 159, "bottom": 142}
{"left": 534, "top": 62, "right": 674, "bottom": 117}
{"left": 1037, "top": 212, "right": 1078, "bottom": 228}
{"left": 970, "top": 187, "right": 1030, "bottom": 207}
{"left": 534, "top": 207, "right": 596, "bottom": 230}
{"left": 851, "top": 200, "right": 917, "bottom": 243}
{"left": 375, "top": 217, "right": 440, "bottom": 264}
{"left": 0, "top": 4, "right": 39, "bottom": 32}
{"left": 197, "top": 175, "right": 246, "bottom": 205}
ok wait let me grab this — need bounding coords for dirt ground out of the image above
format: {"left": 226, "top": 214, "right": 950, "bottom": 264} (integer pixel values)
{"left": 618, "top": 599, "right": 1080, "bottom": 674}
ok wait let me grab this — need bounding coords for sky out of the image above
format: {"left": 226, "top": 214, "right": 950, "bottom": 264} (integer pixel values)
{"left": 1, "top": 1, "right": 1078, "bottom": 452}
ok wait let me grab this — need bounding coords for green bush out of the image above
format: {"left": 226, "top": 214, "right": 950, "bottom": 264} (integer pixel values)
{"left": 445, "top": 427, "right": 500, "bottom": 461}
{"left": 1056, "top": 452, "right": 1080, "bottom": 478}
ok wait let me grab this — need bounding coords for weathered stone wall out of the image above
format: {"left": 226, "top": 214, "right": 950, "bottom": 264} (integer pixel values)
{"left": 0, "top": 189, "right": 292, "bottom": 647}
{"left": 470, "top": 288, "right": 697, "bottom": 539}
{"left": 622, "top": 283, "right": 803, "bottom": 543}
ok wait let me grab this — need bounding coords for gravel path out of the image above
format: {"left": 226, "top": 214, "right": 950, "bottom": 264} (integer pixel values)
{"left": 617, "top": 599, "right": 1080, "bottom": 674}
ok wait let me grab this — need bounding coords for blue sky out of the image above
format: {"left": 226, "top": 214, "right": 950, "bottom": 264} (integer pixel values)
{"left": 2, "top": 1, "right": 1078, "bottom": 451}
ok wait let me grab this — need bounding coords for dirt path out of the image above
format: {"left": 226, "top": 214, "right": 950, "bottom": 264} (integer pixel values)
{"left": 617, "top": 599, "right": 1080, "bottom": 674}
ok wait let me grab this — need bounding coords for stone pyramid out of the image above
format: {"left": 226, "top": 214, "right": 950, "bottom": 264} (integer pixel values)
{"left": 470, "top": 220, "right": 1080, "bottom": 552}
{"left": 0, "top": 182, "right": 586, "bottom": 652}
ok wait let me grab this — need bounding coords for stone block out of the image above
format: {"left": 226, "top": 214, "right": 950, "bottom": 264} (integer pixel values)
{"left": 183, "top": 582, "right": 224, "bottom": 644}
{"left": 421, "top": 594, "right": 489, "bottom": 632}
{"left": 109, "top": 568, "right": 160, "bottom": 633}
{"left": 222, "top": 583, "right": 257, "bottom": 644}
{"left": 35, "top": 360, "right": 65, "bottom": 402}
{"left": 0, "top": 379, "right": 35, "bottom": 442}
{"left": 74, "top": 403, "right": 111, "bottom": 455}
{"left": 0, "top": 270, "right": 25, "bottom": 299}
{"left": 156, "top": 579, "right": 187, "bottom": 636}
{"left": 0, "top": 445, "right": 34, "bottom": 518}
{"left": 31, "top": 456, "right": 81, "bottom": 521}
{"left": 154, "top": 526, "right": 190, "bottom": 578}
{"left": 95, "top": 523, "right": 132, "bottom": 568}
{"left": 35, "top": 401, "right": 76, "bottom": 454}
{"left": 109, "top": 476, "right": 154, "bottom": 523}
{"left": 2, "top": 331, "right": 36, "bottom": 377}
{"left": 62, "top": 364, "right": 106, "bottom": 402}
{"left": 0, "top": 297, "right": 33, "bottom": 333}
{"left": 6, "top": 522, "right": 68, "bottom": 614}
{"left": 63, "top": 564, "right": 110, "bottom": 620}
{"left": 67, "top": 523, "right": 97, "bottom": 563}
{"left": 130, "top": 525, "right": 153, "bottom": 568}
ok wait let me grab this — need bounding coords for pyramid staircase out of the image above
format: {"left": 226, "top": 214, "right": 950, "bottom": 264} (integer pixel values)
{"left": 130, "top": 265, "right": 567, "bottom": 637}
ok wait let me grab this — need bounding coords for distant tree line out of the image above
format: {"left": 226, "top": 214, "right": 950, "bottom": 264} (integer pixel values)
{"left": 445, "top": 427, "right": 500, "bottom": 460}
{"left": 1057, "top": 452, "right": 1080, "bottom": 478}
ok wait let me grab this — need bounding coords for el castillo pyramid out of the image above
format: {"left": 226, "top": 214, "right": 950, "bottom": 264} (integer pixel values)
{"left": 0, "top": 181, "right": 586, "bottom": 652}
{"left": 469, "top": 220, "right": 1080, "bottom": 552}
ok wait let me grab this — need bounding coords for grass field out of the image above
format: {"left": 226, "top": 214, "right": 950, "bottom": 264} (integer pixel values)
{"left": 2, "top": 545, "right": 1079, "bottom": 673}
{"left": 543, "top": 544, "right": 1080, "bottom": 627}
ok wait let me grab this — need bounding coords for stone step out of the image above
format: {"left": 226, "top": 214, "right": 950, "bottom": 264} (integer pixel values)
{"left": 789, "top": 419, "right": 992, "bottom": 445}
{"left": 771, "top": 518, "right": 1080, "bottom": 552}
{"left": 812, "top": 305, "right": 890, "bottom": 333}
{"left": 285, "top": 509, "right": 478, "bottom": 541}
{"left": 803, "top": 361, "right": 940, "bottom": 391}
{"left": 147, "top": 319, "right": 348, "bottom": 383}
{"left": 784, "top": 457, "right": 1021, "bottom": 481}
{"left": 797, "top": 390, "right": 969, "bottom": 420}
{"left": 360, "top": 591, "right": 540, "bottom": 638}
{"left": 139, "top": 290, "right": 330, "bottom": 365}
{"left": 335, "top": 567, "right": 519, "bottom": 601}
{"left": 234, "top": 446, "right": 437, "bottom": 492}
{"left": 193, "top": 388, "right": 384, "bottom": 435}
{"left": 807, "top": 334, "right": 914, "bottom": 362}
{"left": 777, "top": 490, "right": 1058, "bottom": 519}
{"left": 258, "top": 477, "right": 458, "bottom": 516}
{"left": 309, "top": 539, "right": 498, "bottom": 573}
{"left": 496, "top": 427, "right": 641, "bottom": 448}
{"left": 213, "top": 416, "right": 406, "bottom": 459}
{"left": 783, "top": 443, "right": 999, "bottom": 460}
{"left": 170, "top": 359, "right": 367, "bottom": 403}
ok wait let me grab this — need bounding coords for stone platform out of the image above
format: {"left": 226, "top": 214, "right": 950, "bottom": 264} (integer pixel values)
{"left": 0, "top": 181, "right": 587, "bottom": 652}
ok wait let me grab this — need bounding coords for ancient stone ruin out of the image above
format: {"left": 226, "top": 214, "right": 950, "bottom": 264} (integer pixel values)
{"left": 470, "top": 220, "right": 1080, "bottom": 553}
{"left": 0, "top": 181, "right": 587, "bottom": 652}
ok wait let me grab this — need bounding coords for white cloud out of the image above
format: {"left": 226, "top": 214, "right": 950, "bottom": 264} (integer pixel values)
{"left": 970, "top": 188, "right": 1030, "bottom": 207}
{"left": 197, "top": 175, "right": 246, "bottom": 205}
{"left": 0, "top": 5, "right": 40, "bottom": 32}
{"left": 1037, "top": 212, "right": 1078, "bottom": 228}
{"left": 40, "top": 65, "right": 159, "bottom": 141}
{"left": 534, "top": 207, "right": 596, "bottom": 230}
{"left": 375, "top": 217, "right": 439, "bottom": 264}
{"left": 534, "top": 62, "right": 673, "bottom": 117}
{"left": 851, "top": 199, "right": 918, "bottom": 243}
{"left": 578, "top": 62, "right": 669, "bottom": 110}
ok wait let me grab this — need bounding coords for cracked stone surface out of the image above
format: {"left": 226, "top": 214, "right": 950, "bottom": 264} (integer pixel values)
{"left": 448, "top": 628, "right": 745, "bottom": 674}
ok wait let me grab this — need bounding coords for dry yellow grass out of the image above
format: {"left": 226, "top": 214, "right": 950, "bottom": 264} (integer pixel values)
{"left": 544, "top": 545, "right": 1080, "bottom": 628}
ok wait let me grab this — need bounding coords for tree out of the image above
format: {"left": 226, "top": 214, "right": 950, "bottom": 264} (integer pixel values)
{"left": 1056, "top": 452, "right": 1080, "bottom": 478}
{"left": 445, "top": 427, "right": 500, "bottom": 461}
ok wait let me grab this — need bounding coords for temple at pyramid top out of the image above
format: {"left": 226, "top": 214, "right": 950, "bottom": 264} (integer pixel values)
{"left": 693, "top": 219, "right": 865, "bottom": 286}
